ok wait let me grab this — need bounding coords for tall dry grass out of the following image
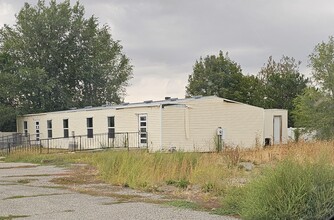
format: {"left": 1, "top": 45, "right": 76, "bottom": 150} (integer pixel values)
{"left": 88, "top": 151, "right": 232, "bottom": 191}
{"left": 238, "top": 141, "right": 334, "bottom": 165}
{"left": 4, "top": 141, "right": 334, "bottom": 192}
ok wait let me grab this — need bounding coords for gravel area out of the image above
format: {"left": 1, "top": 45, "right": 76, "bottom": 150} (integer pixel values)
{"left": 0, "top": 162, "right": 238, "bottom": 220}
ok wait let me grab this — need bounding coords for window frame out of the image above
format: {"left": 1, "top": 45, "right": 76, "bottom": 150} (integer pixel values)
{"left": 23, "top": 121, "right": 28, "bottom": 137}
{"left": 47, "top": 120, "right": 52, "bottom": 139}
{"left": 63, "top": 119, "right": 69, "bottom": 138}
{"left": 87, "top": 117, "right": 93, "bottom": 138}
{"left": 108, "top": 116, "right": 115, "bottom": 139}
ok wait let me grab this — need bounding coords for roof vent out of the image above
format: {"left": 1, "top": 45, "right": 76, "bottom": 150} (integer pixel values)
{"left": 101, "top": 104, "right": 107, "bottom": 107}
{"left": 122, "top": 102, "right": 129, "bottom": 105}
{"left": 144, "top": 100, "right": 153, "bottom": 103}
{"left": 84, "top": 106, "right": 93, "bottom": 109}
{"left": 165, "top": 97, "right": 171, "bottom": 100}
{"left": 170, "top": 98, "right": 178, "bottom": 101}
{"left": 69, "top": 107, "right": 77, "bottom": 110}
{"left": 193, "top": 95, "right": 202, "bottom": 99}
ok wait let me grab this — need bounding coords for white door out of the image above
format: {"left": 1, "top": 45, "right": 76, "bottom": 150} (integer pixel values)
{"left": 35, "top": 121, "right": 40, "bottom": 141}
{"left": 138, "top": 114, "right": 147, "bottom": 147}
{"left": 273, "top": 116, "right": 282, "bottom": 144}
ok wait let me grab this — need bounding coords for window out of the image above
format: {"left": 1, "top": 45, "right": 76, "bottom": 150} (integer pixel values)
{"left": 87, "top": 117, "right": 93, "bottom": 138}
{"left": 24, "top": 121, "right": 28, "bottom": 137}
{"left": 108, "top": 116, "right": 115, "bottom": 138}
{"left": 63, "top": 119, "right": 69, "bottom": 138}
{"left": 47, "top": 120, "right": 52, "bottom": 138}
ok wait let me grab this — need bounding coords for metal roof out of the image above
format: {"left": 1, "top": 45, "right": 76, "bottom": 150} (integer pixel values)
{"left": 19, "top": 96, "right": 217, "bottom": 116}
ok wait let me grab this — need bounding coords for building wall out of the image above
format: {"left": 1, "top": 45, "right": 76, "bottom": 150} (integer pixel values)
{"left": 16, "top": 96, "right": 288, "bottom": 152}
{"left": 162, "top": 97, "right": 265, "bottom": 151}
{"left": 16, "top": 106, "right": 162, "bottom": 150}
{"left": 264, "top": 109, "right": 288, "bottom": 145}
{"left": 115, "top": 106, "right": 161, "bottom": 151}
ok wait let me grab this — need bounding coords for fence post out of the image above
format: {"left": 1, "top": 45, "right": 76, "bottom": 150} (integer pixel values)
{"left": 127, "top": 132, "right": 129, "bottom": 151}
{"left": 39, "top": 141, "right": 42, "bottom": 154}
{"left": 79, "top": 136, "right": 82, "bottom": 151}
{"left": 146, "top": 132, "right": 149, "bottom": 150}
{"left": 7, "top": 143, "right": 10, "bottom": 155}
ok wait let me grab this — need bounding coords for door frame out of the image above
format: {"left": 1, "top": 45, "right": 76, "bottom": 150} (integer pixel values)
{"left": 273, "top": 115, "right": 282, "bottom": 144}
{"left": 138, "top": 114, "right": 148, "bottom": 147}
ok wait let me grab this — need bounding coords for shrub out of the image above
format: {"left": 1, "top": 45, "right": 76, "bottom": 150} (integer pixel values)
{"left": 240, "top": 158, "right": 334, "bottom": 220}
{"left": 218, "top": 186, "right": 246, "bottom": 215}
{"left": 166, "top": 179, "right": 190, "bottom": 189}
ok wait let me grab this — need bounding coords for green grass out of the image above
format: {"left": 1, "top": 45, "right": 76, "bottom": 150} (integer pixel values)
{"left": 166, "top": 200, "right": 202, "bottom": 211}
{"left": 0, "top": 215, "right": 30, "bottom": 220}
{"left": 4, "top": 151, "right": 90, "bottom": 166}
{"left": 16, "top": 179, "right": 36, "bottom": 184}
{"left": 4, "top": 144, "right": 334, "bottom": 218}
{"left": 4, "top": 150, "right": 234, "bottom": 192}
{"left": 223, "top": 158, "right": 334, "bottom": 219}
{"left": 3, "top": 193, "right": 66, "bottom": 200}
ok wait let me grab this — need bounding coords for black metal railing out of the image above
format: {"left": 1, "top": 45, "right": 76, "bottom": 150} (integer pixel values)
{"left": 0, "top": 132, "right": 148, "bottom": 155}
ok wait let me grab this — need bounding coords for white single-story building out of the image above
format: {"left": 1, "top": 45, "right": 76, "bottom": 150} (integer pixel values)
{"left": 16, "top": 96, "right": 288, "bottom": 152}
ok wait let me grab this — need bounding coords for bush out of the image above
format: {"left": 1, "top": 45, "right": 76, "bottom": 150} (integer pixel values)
{"left": 218, "top": 186, "right": 246, "bottom": 215}
{"left": 240, "top": 158, "right": 334, "bottom": 220}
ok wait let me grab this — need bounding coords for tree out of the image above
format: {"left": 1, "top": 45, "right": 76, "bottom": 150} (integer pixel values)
{"left": 258, "top": 56, "right": 308, "bottom": 127}
{"left": 185, "top": 52, "right": 307, "bottom": 127}
{"left": 0, "top": 0, "right": 132, "bottom": 130}
{"left": 0, "top": 53, "right": 18, "bottom": 131}
{"left": 186, "top": 51, "right": 245, "bottom": 101}
{"left": 294, "top": 37, "right": 334, "bottom": 139}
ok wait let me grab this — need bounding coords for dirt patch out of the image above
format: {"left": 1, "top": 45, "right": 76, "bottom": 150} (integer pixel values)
{"left": 0, "top": 165, "right": 38, "bottom": 169}
{"left": 50, "top": 164, "right": 222, "bottom": 210}
{"left": 0, "top": 214, "right": 30, "bottom": 219}
{"left": 3, "top": 193, "right": 69, "bottom": 200}
{"left": 51, "top": 164, "right": 103, "bottom": 185}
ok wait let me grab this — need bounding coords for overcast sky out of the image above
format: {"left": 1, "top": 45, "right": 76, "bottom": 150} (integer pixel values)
{"left": 1, "top": 0, "right": 334, "bottom": 102}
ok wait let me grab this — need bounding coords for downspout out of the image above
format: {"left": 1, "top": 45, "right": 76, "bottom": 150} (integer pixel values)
{"left": 160, "top": 104, "right": 163, "bottom": 149}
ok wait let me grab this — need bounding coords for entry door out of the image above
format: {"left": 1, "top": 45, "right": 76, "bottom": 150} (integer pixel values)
{"left": 138, "top": 114, "right": 147, "bottom": 147}
{"left": 273, "top": 116, "right": 282, "bottom": 144}
{"left": 35, "top": 121, "right": 40, "bottom": 141}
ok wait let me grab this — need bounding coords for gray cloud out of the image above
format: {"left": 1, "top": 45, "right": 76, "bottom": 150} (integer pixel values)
{"left": 1, "top": 0, "right": 334, "bottom": 101}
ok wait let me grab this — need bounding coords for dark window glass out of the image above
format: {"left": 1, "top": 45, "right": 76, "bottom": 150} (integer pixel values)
{"left": 108, "top": 128, "right": 115, "bottom": 139}
{"left": 47, "top": 120, "right": 52, "bottom": 129}
{"left": 24, "top": 121, "right": 28, "bottom": 137}
{"left": 108, "top": 117, "right": 115, "bottom": 139}
{"left": 108, "top": 117, "right": 115, "bottom": 128}
{"left": 63, "top": 119, "right": 69, "bottom": 128}
{"left": 64, "top": 129, "right": 69, "bottom": 138}
{"left": 63, "top": 119, "right": 69, "bottom": 138}
{"left": 87, "top": 129, "right": 93, "bottom": 138}
{"left": 140, "top": 122, "right": 146, "bottom": 126}
{"left": 48, "top": 130, "right": 53, "bottom": 138}
{"left": 140, "top": 133, "right": 147, "bottom": 138}
{"left": 87, "top": 118, "right": 93, "bottom": 128}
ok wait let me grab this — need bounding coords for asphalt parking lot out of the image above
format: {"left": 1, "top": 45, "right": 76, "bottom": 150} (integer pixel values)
{"left": 0, "top": 162, "right": 237, "bottom": 220}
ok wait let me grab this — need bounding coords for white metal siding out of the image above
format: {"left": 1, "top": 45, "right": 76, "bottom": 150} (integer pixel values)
{"left": 162, "top": 97, "right": 265, "bottom": 151}
{"left": 16, "top": 96, "right": 288, "bottom": 152}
